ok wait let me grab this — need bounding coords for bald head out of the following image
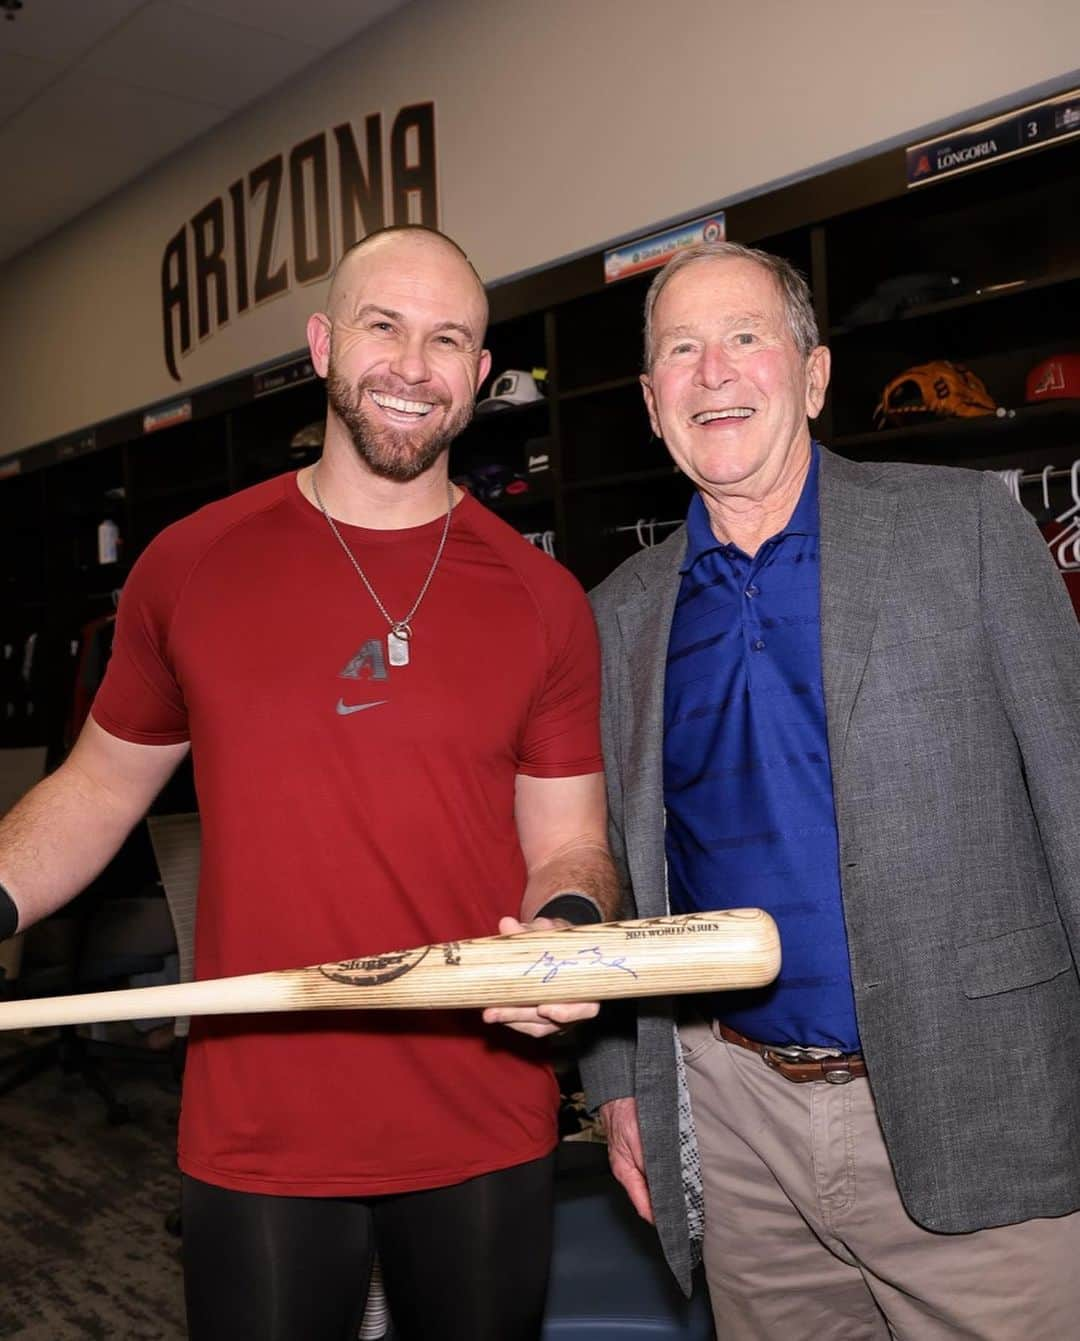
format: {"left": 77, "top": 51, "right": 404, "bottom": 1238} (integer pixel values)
{"left": 327, "top": 226, "right": 489, "bottom": 337}
{"left": 306, "top": 225, "right": 493, "bottom": 485}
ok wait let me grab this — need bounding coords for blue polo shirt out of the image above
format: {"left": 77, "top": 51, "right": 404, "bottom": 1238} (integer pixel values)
{"left": 663, "top": 446, "right": 860, "bottom": 1050}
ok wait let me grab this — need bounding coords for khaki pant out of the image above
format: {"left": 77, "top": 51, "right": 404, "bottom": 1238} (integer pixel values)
{"left": 680, "top": 1016, "right": 1080, "bottom": 1340}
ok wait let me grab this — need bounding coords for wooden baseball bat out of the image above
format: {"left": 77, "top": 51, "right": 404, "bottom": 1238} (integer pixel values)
{"left": 0, "top": 910, "right": 779, "bottom": 1031}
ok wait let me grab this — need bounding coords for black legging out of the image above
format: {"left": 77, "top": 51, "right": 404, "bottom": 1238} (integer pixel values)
{"left": 181, "top": 1153, "right": 555, "bottom": 1341}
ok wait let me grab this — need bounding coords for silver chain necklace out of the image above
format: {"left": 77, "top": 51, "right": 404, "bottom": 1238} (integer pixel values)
{"left": 310, "top": 468, "right": 453, "bottom": 667}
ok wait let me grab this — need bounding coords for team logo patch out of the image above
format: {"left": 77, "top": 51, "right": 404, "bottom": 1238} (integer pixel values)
{"left": 340, "top": 638, "right": 388, "bottom": 681}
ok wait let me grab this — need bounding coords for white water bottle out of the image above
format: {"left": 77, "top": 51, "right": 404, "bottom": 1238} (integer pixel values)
{"left": 97, "top": 519, "right": 120, "bottom": 565}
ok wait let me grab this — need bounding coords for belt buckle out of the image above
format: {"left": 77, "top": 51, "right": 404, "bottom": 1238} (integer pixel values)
{"left": 766, "top": 1043, "right": 839, "bottom": 1063}
{"left": 764, "top": 1043, "right": 857, "bottom": 1085}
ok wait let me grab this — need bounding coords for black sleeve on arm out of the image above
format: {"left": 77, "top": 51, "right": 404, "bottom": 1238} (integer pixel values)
{"left": 534, "top": 893, "right": 604, "bottom": 925}
{"left": 0, "top": 882, "right": 18, "bottom": 941}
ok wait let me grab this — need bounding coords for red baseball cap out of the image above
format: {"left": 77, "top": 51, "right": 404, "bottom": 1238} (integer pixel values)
{"left": 1025, "top": 354, "right": 1080, "bottom": 402}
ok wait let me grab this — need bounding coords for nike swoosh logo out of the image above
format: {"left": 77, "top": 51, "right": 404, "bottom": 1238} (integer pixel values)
{"left": 335, "top": 698, "right": 388, "bottom": 716}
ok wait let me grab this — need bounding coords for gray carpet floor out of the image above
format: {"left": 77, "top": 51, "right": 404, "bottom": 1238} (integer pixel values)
{"left": 0, "top": 1039, "right": 648, "bottom": 1341}
{"left": 0, "top": 1034, "right": 186, "bottom": 1340}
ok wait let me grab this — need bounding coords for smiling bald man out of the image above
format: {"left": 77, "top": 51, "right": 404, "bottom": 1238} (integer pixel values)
{"left": 0, "top": 226, "right": 616, "bottom": 1341}
{"left": 308, "top": 228, "right": 491, "bottom": 498}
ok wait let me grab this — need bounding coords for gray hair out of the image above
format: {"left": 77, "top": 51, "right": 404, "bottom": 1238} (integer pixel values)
{"left": 642, "top": 241, "right": 820, "bottom": 368}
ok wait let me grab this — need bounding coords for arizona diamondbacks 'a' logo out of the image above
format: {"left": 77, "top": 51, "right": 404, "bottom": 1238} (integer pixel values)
{"left": 318, "top": 946, "right": 430, "bottom": 986}
{"left": 340, "top": 638, "right": 388, "bottom": 681}
{"left": 1034, "top": 362, "right": 1065, "bottom": 397}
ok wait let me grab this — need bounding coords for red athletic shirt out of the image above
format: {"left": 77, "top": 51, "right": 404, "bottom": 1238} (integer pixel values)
{"left": 92, "top": 474, "right": 603, "bottom": 1196}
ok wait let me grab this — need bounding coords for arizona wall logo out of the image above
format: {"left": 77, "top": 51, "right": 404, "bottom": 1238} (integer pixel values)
{"left": 161, "top": 102, "right": 438, "bottom": 381}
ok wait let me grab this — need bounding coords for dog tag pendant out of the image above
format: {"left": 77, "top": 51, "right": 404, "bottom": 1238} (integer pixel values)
{"left": 387, "top": 626, "right": 411, "bottom": 667}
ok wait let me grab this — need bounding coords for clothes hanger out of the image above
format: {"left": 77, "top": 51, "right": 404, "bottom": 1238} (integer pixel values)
{"left": 1037, "top": 465, "right": 1055, "bottom": 527}
{"left": 605, "top": 518, "right": 682, "bottom": 548}
{"left": 1048, "top": 460, "right": 1080, "bottom": 572}
{"left": 993, "top": 467, "right": 1023, "bottom": 503}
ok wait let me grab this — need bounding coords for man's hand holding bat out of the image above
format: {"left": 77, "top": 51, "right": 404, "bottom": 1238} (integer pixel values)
{"left": 488, "top": 771, "right": 619, "bottom": 1037}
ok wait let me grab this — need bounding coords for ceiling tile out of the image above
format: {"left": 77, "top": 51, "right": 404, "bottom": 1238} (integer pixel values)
{"left": 0, "top": 0, "right": 146, "bottom": 62}
{"left": 0, "top": 69, "right": 225, "bottom": 259}
{"left": 81, "top": 0, "right": 324, "bottom": 109}
{"left": 0, "top": 49, "right": 58, "bottom": 122}
{"left": 0, "top": 0, "right": 413, "bottom": 262}
{"left": 170, "top": 0, "right": 406, "bottom": 49}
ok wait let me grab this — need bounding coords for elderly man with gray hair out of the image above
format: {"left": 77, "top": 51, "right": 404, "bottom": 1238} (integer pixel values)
{"left": 579, "top": 240, "right": 1080, "bottom": 1339}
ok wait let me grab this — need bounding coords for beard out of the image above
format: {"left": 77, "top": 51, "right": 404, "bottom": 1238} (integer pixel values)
{"left": 326, "top": 363, "right": 476, "bottom": 484}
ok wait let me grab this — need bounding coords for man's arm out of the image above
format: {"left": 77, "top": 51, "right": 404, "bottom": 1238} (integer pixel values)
{"left": 500, "top": 773, "right": 653, "bottom": 1218}
{"left": 482, "top": 770, "right": 618, "bottom": 1038}
{"left": 514, "top": 771, "right": 618, "bottom": 924}
{"left": 0, "top": 717, "right": 190, "bottom": 934}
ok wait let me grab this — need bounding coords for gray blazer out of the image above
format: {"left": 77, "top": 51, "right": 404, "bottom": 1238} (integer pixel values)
{"left": 579, "top": 447, "right": 1080, "bottom": 1294}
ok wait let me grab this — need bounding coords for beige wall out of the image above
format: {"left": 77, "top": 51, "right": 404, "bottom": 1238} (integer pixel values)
{"left": 3, "top": 0, "right": 1079, "bottom": 455}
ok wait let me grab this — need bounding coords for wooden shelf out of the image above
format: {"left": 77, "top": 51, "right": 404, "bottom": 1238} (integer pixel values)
{"left": 834, "top": 401, "right": 1080, "bottom": 456}
{"left": 566, "top": 467, "right": 680, "bottom": 493}
{"left": 468, "top": 398, "right": 550, "bottom": 426}
{"left": 559, "top": 375, "right": 640, "bottom": 402}
{"left": 831, "top": 268, "right": 1080, "bottom": 337}
{"left": 130, "top": 475, "right": 230, "bottom": 504}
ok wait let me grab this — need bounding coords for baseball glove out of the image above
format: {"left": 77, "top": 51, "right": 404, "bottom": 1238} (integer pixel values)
{"left": 873, "top": 360, "right": 996, "bottom": 429}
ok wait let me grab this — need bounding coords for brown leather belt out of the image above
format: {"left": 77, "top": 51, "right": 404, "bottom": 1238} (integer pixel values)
{"left": 715, "top": 1022, "right": 867, "bottom": 1085}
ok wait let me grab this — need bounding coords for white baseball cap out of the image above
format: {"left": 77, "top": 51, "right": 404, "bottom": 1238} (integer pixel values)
{"left": 476, "top": 369, "right": 545, "bottom": 413}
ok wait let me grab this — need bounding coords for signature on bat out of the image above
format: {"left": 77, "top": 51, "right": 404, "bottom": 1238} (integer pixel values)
{"left": 523, "top": 946, "right": 639, "bottom": 985}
